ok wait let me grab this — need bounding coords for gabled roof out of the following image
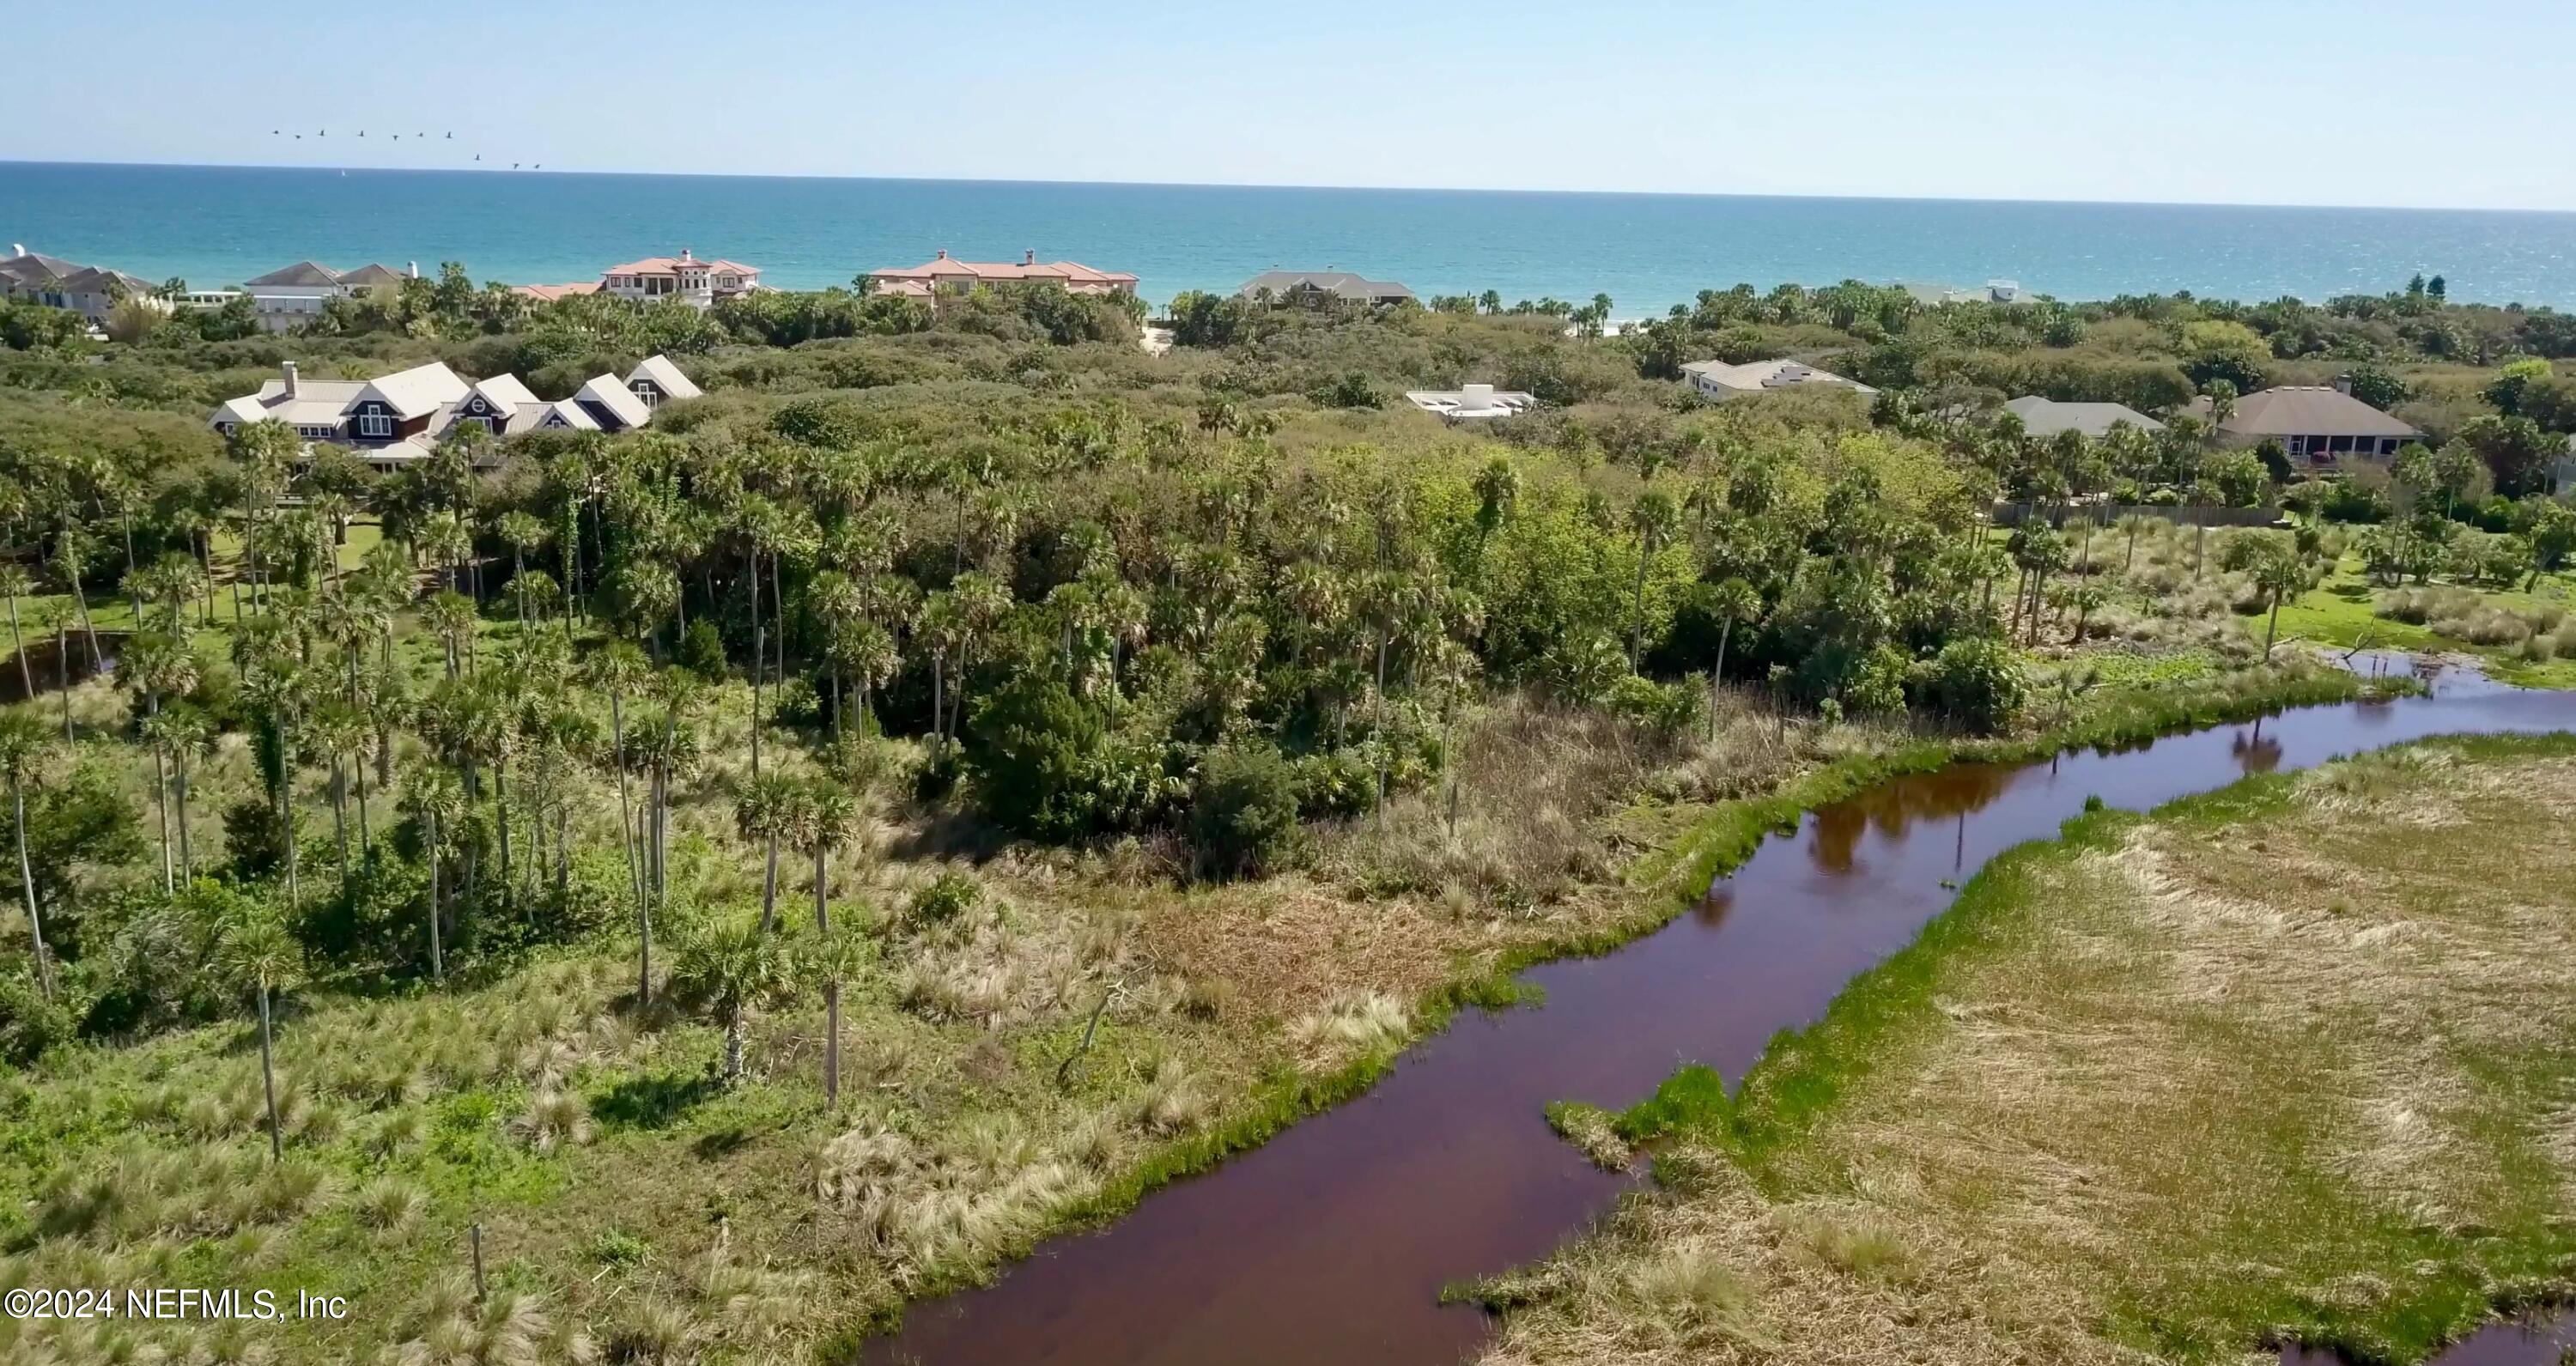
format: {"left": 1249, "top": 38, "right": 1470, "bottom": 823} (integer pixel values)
{"left": 471, "top": 373, "right": 539, "bottom": 411}
{"left": 2197, "top": 386, "right": 2421, "bottom": 440}
{"left": 0, "top": 252, "right": 83, "bottom": 286}
{"left": 508, "top": 400, "right": 600, "bottom": 434}
{"left": 626, "top": 354, "right": 701, "bottom": 400}
{"left": 354, "top": 361, "right": 471, "bottom": 419}
{"left": 338, "top": 263, "right": 407, "bottom": 288}
{"left": 574, "top": 374, "right": 651, "bottom": 429}
{"left": 244, "top": 260, "right": 344, "bottom": 288}
{"left": 511, "top": 282, "right": 598, "bottom": 302}
{"left": 2002, "top": 395, "right": 2165, "bottom": 437}
{"left": 56, "top": 266, "right": 154, "bottom": 296}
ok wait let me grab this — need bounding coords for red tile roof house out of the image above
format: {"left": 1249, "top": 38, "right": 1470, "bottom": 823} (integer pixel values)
{"left": 513, "top": 249, "right": 760, "bottom": 309}
{"left": 866, "top": 250, "right": 1139, "bottom": 301}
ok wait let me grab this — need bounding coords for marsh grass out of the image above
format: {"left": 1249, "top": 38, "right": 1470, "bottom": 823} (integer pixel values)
{"left": 1484, "top": 734, "right": 2576, "bottom": 1366}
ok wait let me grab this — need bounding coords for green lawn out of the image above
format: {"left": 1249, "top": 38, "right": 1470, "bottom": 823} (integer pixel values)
{"left": 2260, "top": 554, "right": 2576, "bottom": 689}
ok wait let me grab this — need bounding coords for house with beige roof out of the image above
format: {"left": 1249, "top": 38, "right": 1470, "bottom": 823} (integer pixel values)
{"left": 210, "top": 354, "right": 698, "bottom": 467}
{"left": 2185, "top": 384, "right": 2422, "bottom": 470}
{"left": 2002, "top": 395, "right": 2165, "bottom": 438}
{"left": 1680, "top": 357, "right": 1875, "bottom": 401}
{"left": 866, "top": 250, "right": 1139, "bottom": 301}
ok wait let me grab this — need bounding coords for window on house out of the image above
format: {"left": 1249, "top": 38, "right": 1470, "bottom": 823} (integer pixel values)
{"left": 635, "top": 381, "right": 660, "bottom": 408}
{"left": 359, "top": 413, "right": 392, "bottom": 438}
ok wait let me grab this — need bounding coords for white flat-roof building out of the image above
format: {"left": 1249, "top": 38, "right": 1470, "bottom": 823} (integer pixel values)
{"left": 1404, "top": 384, "right": 1535, "bottom": 420}
{"left": 1680, "top": 357, "right": 1876, "bottom": 401}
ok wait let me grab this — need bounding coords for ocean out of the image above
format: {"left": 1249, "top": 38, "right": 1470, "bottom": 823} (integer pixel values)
{"left": 6, "top": 161, "right": 2576, "bottom": 313}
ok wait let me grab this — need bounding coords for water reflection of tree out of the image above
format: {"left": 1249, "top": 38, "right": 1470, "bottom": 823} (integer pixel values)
{"left": 2231, "top": 726, "right": 2283, "bottom": 775}
{"left": 1807, "top": 763, "right": 2019, "bottom": 875}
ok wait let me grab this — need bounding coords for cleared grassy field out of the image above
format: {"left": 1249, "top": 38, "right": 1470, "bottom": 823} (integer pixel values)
{"left": 1477, "top": 733, "right": 2576, "bottom": 1366}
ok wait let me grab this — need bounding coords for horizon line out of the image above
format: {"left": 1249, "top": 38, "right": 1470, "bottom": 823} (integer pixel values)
{"left": 6, "top": 156, "right": 2574, "bottom": 219}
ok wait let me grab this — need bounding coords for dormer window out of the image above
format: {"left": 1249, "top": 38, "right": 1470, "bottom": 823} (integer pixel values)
{"left": 358, "top": 413, "right": 393, "bottom": 438}
{"left": 634, "top": 379, "right": 661, "bottom": 409}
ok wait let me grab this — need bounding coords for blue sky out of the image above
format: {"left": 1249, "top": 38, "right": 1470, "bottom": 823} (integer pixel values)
{"left": 12, "top": 0, "right": 2573, "bottom": 209}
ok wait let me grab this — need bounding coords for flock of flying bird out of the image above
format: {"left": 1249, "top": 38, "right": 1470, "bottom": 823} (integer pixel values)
{"left": 270, "top": 128, "right": 540, "bottom": 170}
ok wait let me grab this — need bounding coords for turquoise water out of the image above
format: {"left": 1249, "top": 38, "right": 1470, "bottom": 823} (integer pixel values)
{"left": 6, "top": 161, "right": 2576, "bottom": 311}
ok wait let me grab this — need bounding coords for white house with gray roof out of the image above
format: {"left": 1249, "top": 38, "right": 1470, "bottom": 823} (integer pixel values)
{"left": 210, "top": 354, "right": 696, "bottom": 467}
{"left": 1, "top": 245, "right": 161, "bottom": 325}
{"left": 237, "top": 259, "right": 421, "bottom": 331}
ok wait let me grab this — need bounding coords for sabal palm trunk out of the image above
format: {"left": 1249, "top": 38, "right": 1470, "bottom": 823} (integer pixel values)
{"left": 15, "top": 778, "right": 51, "bottom": 998}
{"left": 4, "top": 593, "right": 27, "bottom": 699}
{"left": 425, "top": 807, "right": 444, "bottom": 982}
{"left": 257, "top": 982, "right": 283, "bottom": 1163}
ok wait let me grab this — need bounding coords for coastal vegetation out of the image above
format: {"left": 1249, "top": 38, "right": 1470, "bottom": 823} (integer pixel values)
{"left": 0, "top": 263, "right": 2568, "bottom": 1360}
{"left": 1473, "top": 733, "right": 2576, "bottom": 1366}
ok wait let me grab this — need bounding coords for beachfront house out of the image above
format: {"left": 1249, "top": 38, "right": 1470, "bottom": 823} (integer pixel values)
{"left": 2187, "top": 384, "right": 2421, "bottom": 469}
{"left": 1, "top": 246, "right": 161, "bottom": 325}
{"left": 1237, "top": 270, "right": 1415, "bottom": 307}
{"left": 598, "top": 250, "right": 762, "bottom": 307}
{"left": 511, "top": 251, "right": 763, "bottom": 309}
{"left": 210, "top": 354, "right": 696, "bottom": 468}
{"left": 866, "top": 250, "right": 1139, "bottom": 301}
{"left": 1404, "top": 384, "right": 1535, "bottom": 421}
{"left": 1680, "top": 357, "right": 1876, "bottom": 401}
{"left": 2002, "top": 395, "right": 2165, "bottom": 438}
{"left": 236, "top": 259, "right": 421, "bottom": 331}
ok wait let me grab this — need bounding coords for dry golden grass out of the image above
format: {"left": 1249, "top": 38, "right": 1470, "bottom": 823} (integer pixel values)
{"left": 1482, "top": 741, "right": 2576, "bottom": 1366}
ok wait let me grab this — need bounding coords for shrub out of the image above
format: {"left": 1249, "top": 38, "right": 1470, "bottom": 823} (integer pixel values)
{"left": 904, "top": 871, "right": 981, "bottom": 926}
{"left": 1918, "top": 637, "right": 2026, "bottom": 732}
{"left": 222, "top": 798, "right": 289, "bottom": 881}
{"left": 677, "top": 617, "right": 728, "bottom": 682}
{"left": 1189, "top": 742, "right": 1303, "bottom": 881}
{"left": 963, "top": 677, "right": 1167, "bottom": 840}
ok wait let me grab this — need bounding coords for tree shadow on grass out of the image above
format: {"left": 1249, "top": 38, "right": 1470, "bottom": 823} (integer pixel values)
{"left": 592, "top": 1071, "right": 721, "bottom": 1132}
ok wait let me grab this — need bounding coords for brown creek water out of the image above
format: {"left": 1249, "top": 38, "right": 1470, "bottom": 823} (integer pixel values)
{"left": 2281, "top": 1312, "right": 2576, "bottom": 1366}
{"left": 868, "top": 661, "right": 2576, "bottom": 1366}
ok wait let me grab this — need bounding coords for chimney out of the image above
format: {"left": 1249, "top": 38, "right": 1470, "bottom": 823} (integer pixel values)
{"left": 9, "top": 244, "right": 21, "bottom": 258}
{"left": 281, "top": 361, "right": 301, "bottom": 398}
{"left": 680, "top": 247, "right": 694, "bottom": 263}
{"left": 1461, "top": 382, "right": 1495, "bottom": 410}
{"left": 2334, "top": 374, "right": 2354, "bottom": 396}
{"left": 1024, "top": 248, "right": 1036, "bottom": 266}
{"left": 935, "top": 249, "right": 948, "bottom": 259}
{"left": 407, "top": 260, "right": 419, "bottom": 278}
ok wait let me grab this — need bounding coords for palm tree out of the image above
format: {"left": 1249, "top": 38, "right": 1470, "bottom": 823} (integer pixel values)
{"left": 671, "top": 913, "right": 791, "bottom": 1085}
{"left": 51, "top": 525, "right": 102, "bottom": 673}
{"left": 585, "top": 641, "right": 651, "bottom": 937}
{"left": 311, "top": 702, "right": 372, "bottom": 881}
{"left": 0, "top": 564, "right": 33, "bottom": 700}
{"left": 1627, "top": 491, "right": 1679, "bottom": 671}
{"left": 421, "top": 591, "right": 475, "bottom": 679}
{"left": 803, "top": 920, "right": 872, "bottom": 1108}
{"left": 0, "top": 707, "right": 58, "bottom": 998}
{"left": 220, "top": 910, "right": 302, "bottom": 1163}
{"left": 398, "top": 767, "right": 463, "bottom": 983}
{"left": 2227, "top": 533, "right": 2312, "bottom": 659}
{"left": 115, "top": 632, "right": 197, "bottom": 891}
{"left": 140, "top": 702, "right": 210, "bottom": 882}
{"left": 734, "top": 771, "right": 801, "bottom": 933}
{"left": 1704, "top": 578, "right": 1761, "bottom": 738}
{"left": 793, "top": 777, "right": 860, "bottom": 1101}
{"left": 495, "top": 512, "right": 547, "bottom": 623}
